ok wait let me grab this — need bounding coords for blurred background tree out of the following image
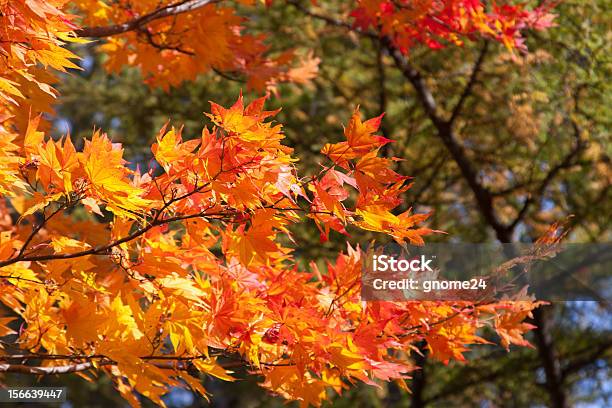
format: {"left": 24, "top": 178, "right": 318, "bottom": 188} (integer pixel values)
{"left": 25, "top": 0, "right": 609, "bottom": 406}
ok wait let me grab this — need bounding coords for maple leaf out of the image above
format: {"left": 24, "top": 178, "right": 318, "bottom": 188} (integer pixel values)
{"left": 328, "top": 340, "right": 367, "bottom": 371}
{"left": 494, "top": 302, "right": 541, "bottom": 350}
{"left": 321, "top": 107, "right": 390, "bottom": 168}
{"left": 0, "top": 130, "right": 22, "bottom": 195}
{"left": 208, "top": 94, "right": 283, "bottom": 145}
{"left": 152, "top": 125, "right": 200, "bottom": 172}
{"left": 354, "top": 150, "right": 405, "bottom": 183}
{"left": 81, "top": 132, "right": 150, "bottom": 219}
{"left": 224, "top": 208, "right": 288, "bottom": 266}
{"left": 193, "top": 358, "right": 236, "bottom": 382}
{"left": 36, "top": 136, "right": 80, "bottom": 194}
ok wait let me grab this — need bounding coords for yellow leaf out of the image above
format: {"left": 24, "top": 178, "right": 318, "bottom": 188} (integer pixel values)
{"left": 193, "top": 358, "right": 236, "bottom": 381}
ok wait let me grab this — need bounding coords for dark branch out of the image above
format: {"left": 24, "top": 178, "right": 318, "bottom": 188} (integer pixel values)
{"left": 561, "top": 339, "right": 612, "bottom": 379}
{"left": 507, "top": 121, "right": 585, "bottom": 232}
{"left": 17, "top": 200, "right": 70, "bottom": 259}
{"left": 384, "top": 38, "right": 444, "bottom": 127}
{"left": 0, "top": 350, "right": 294, "bottom": 375}
{"left": 449, "top": 41, "right": 489, "bottom": 125}
{"left": 287, "top": 0, "right": 377, "bottom": 39}
{"left": 531, "top": 308, "right": 568, "bottom": 408}
{"left": 384, "top": 37, "right": 511, "bottom": 242}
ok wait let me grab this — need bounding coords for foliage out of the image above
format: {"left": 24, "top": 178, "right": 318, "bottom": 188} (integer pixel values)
{"left": 350, "top": 0, "right": 554, "bottom": 51}
{"left": 0, "top": 0, "right": 82, "bottom": 128}
{"left": 1, "top": 93, "right": 545, "bottom": 406}
{"left": 0, "top": 0, "right": 590, "bottom": 407}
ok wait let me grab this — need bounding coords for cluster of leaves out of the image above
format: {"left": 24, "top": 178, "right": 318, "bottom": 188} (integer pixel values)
{"left": 0, "top": 0, "right": 319, "bottom": 130}
{"left": 0, "top": 0, "right": 82, "bottom": 128}
{"left": 351, "top": 0, "right": 555, "bottom": 52}
{"left": 72, "top": 0, "right": 320, "bottom": 91}
{"left": 1, "top": 95, "right": 543, "bottom": 406}
{"left": 1, "top": 1, "right": 556, "bottom": 130}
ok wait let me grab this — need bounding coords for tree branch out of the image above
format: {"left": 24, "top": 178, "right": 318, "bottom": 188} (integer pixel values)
{"left": 0, "top": 350, "right": 294, "bottom": 375}
{"left": 384, "top": 38, "right": 511, "bottom": 242}
{"left": 17, "top": 200, "right": 71, "bottom": 259}
{"left": 286, "top": 0, "right": 377, "bottom": 38}
{"left": 75, "top": 0, "right": 218, "bottom": 38}
{"left": 410, "top": 341, "right": 428, "bottom": 408}
{"left": 532, "top": 307, "right": 568, "bottom": 408}
{"left": 384, "top": 38, "right": 444, "bottom": 127}
{"left": 507, "top": 121, "right": 585, "bottom": 232}
{"left": 449, "top": 41, "right": 489, "bottom": 125}
{"left": 0, "top": 361, "right": 105, "bottom": 375}
{"left": 0, "top": 153, "right": 271, "bottom": 268}
{"left": 561, "top": 339, "right": 612, "bottom": 379}
{"left": 0, "top": 205, "right": 228, "bottom": 269}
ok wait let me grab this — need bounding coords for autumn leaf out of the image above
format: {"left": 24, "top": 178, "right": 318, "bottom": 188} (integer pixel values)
{"left": 81, "top": 132, "right": 150, "bottom": 219}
